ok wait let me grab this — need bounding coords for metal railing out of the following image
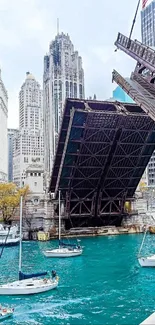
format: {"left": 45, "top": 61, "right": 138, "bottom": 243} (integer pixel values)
{"left": 115, "top": 33, "right": 155, "bottom": 72}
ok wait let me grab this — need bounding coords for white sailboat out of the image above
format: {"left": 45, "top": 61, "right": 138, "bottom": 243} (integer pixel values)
{"left": 0, "top": 225, "right": 20, "bottom": 246}
{"left": 138, "top": 228, "right": 155, "bottom": 267}
{"left": 0, "top": 196, "right": 59, "bottom": 295}
{"left": 43, "top": 191, "right": 83, "bottom": 258}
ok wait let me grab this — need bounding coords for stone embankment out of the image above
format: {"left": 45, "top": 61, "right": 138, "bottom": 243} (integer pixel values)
{"left": 122, "top": 213, "right": 155, "bottom": 228}
{"left": 48, "top": 225, "right": 143, "bottom": 240}
{"left": 22, "top": 225, "right": 143, "bottom": 240}
{"left": 48, "top": 212, "right": 155, "bottom": 239}
{"left": 39, "top": 211, "right": 155, "bottom": 240}
{"left": 19, "top": 211, "right": 155, "bottom": 240}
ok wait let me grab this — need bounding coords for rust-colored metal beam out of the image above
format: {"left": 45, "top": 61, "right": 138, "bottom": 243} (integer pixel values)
{"left": 115, "top": 33, "right": 155, "bottom": 73}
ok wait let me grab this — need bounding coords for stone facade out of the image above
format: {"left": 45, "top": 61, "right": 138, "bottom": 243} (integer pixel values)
{"left": 13, "top": 72, "right": 44, "bottom": 187}
{"left": 22, "top": 193, "right": 55, "bottom": 239}
{"left": 25, "top": 164, "right": 44, "bottom": 193}
{"left": 43, "top": 32, "right": 85, "bottom": 188}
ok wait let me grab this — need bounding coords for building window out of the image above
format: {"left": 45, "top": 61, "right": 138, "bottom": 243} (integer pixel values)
{"left": 34, "top": 182, "right": 37, "bottom": 186}
{"left": 30, "top": 173, "right": 33, "bottom": 176}
{"left": 34, "top": 198, "right": 39, "bottom": 205}
{"left": 24, "top": 157, "right": 28, "bottom": 163}
{"left": 74, "top": 83, "right": 77, "bottom": 97}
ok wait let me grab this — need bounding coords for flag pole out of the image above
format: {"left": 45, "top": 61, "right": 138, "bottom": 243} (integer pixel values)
{"left": 127, "top": 0, "right": 141, "bottom": 48}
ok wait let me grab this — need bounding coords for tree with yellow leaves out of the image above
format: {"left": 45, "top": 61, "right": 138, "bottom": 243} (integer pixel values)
{"left": 0, "top": 183, "right": 29, "bottom": 223}
{"left": 139, "top": 180, "right": 147, "bottom": 193}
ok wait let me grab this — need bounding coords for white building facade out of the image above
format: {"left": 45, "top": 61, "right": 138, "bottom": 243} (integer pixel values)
{"left": 0, "top": 70, "right": 8, "bottom": 182}
{"left": 24, "top": 164, "right": 44, "bottom": 193}
{"left": 13, "top": 73, "right": 44, "bottom": 188}
{"left": 8, "top": 128, "right": 19, "bottom": 182}
{"left": 43, "top": 32, "right": 85, "bottom": 187}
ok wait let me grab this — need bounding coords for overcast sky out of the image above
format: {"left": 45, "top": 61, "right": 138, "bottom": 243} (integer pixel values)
{"left": 0, "top": 0, "right": 142, "bottom": 128}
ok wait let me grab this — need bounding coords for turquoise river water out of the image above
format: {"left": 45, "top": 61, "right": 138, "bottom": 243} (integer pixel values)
{"left": 0, "top": 234, "right": 155, "bottom": 324}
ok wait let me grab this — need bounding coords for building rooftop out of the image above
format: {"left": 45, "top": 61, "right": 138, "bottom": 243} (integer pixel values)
{"left": 26, "top": 72, "right": 35, "bottom": 80}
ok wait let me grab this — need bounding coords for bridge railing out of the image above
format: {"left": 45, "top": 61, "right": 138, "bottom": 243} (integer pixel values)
{"left": 115, "top": 32, "right": 155, "bottom": 72}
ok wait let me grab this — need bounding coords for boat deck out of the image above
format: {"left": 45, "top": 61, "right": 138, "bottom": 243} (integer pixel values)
{"left": 140, "top": 312, "right": 155, "bottom": 324}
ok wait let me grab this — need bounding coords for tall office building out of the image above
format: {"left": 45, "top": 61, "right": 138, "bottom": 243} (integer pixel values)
{"left": 43, "top": 32, "right": 85, "bottom": 186}
{"left": 141, "top": 0, "right": 155, "bottom": 46}
{"left": 112, "top": 86, "right": 148, "bottom": 188}
{"left": 0, "top": 69, "right": 8, "bottom": 182}
{"left": 13, "top": 72, "right": 44, "bottom": 188}
{"left": 8, "top": 128, "right": 18, "bottom": 182}
{"left": 141, "top": 0, "right": 155, "bottom": 186}
{"left": 113, "top": 86, "right": 134, "bottom": 103}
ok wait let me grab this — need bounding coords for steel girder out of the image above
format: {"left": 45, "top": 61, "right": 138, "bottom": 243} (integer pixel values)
{"left": 49, "top": 99, "right": 155, "bottom": 223}
{"left": 112, "top": 70, "right": 155, "bottom": 121}
{"left": 49, "top": 34, "right": 155, "bottom": 225}
{"left": 114, "top": 33, "right": 155, "bottom": 121}
{"left": 115, "top": 33, "right": 155, "bottom": 73}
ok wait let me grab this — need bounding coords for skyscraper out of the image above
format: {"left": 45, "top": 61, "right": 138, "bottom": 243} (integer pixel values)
{"left": 13, "top": 72, "right": 44, "bottom": 187}
{"left": 141, "top": 0, "right": 155, "bottom": 46}
{"left": 141, "top": 0, "right": 155, "bottom": 187}
{"left": 0, "top": 69, "right": 8, "bottom": 182}
{"left": 113, "top": 86, "right": 135, "bottom": 103}
{"left": 43, "top": 32, "right": 85, "bottom": 186}
{"left": 8, "top": 128, "right": 18, "bottom": 182}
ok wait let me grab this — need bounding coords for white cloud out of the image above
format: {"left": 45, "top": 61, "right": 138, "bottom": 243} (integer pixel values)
{"left": 0, "top": 0, "right": 142, "bottom": 127}
{"left": 0, "top": 28, "right": 20, "bottom": 48}
{"left": 26, "top": 14, "right": 44, "bottom": 32}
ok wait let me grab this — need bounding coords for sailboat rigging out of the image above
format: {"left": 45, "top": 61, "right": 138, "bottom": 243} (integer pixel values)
{"left": 0, "top": 227, "right": 11, "bottom": 258}
{"left": 138, "top": 227, "right": 155, "bottom": 267}
{"left": 0, "top": 196, "right": 59, "bottom": 295}
{"left": 43, "top": 190, "right": 83, "bottom": 258}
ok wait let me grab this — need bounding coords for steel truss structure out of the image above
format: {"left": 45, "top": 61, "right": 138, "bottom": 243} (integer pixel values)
{"left": 49, "top": 99, "right": 155, "bottom": 226}
{"left": 113, "top": 33, "right": 155, "bottom": 121}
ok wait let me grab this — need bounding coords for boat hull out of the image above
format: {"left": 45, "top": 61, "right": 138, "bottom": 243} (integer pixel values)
{"left": 0, "top": 278, "right": 58, "bottom": 295}
{"left": 138, "top": 255, "right": 155, "bottom": 267}
{"left": 0, "top": 225, "right": 18, "bottom": 236}
{"left": 0, "top": 308, "right": 13, "bottom": 322}
{"left": 44, "top": 248, "right": 83, "bottom": 258}
{"left": 0, "top": 238, "right": 20, "bottom": 247}
{"left": 0, "top": 313, "right": 13, "bottom": 322}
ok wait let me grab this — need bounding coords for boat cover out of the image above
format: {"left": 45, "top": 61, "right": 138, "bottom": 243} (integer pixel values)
{"left": 19, "top": 271, "right": 47, "bottom": 280}
{"left": 59, "top": 240, "right": 80, "bottom": 249}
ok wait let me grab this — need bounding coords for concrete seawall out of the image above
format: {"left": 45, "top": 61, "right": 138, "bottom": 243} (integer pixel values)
{"left": 59, "top": 225, "right": 143, "bottom": 239}
{"left": 34, "top": 225, "right": 143, "bottom": 241}
{"left": 21, "top": 225, "right": 143, "bottom": 240}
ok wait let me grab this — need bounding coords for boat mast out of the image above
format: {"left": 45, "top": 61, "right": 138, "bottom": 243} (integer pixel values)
{"left": 58, "top": 190, "right": 61, "bottom": 248}
{"left": 138, "top": 227, "right": 147, "bottom": 257}
{"left": 19, "top": 196, "right": 23, "bottom": 273}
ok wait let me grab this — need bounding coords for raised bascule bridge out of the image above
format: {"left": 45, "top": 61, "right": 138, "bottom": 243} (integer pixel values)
{"left": 49, "top": 34, "right": 155, "bottom": 228}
